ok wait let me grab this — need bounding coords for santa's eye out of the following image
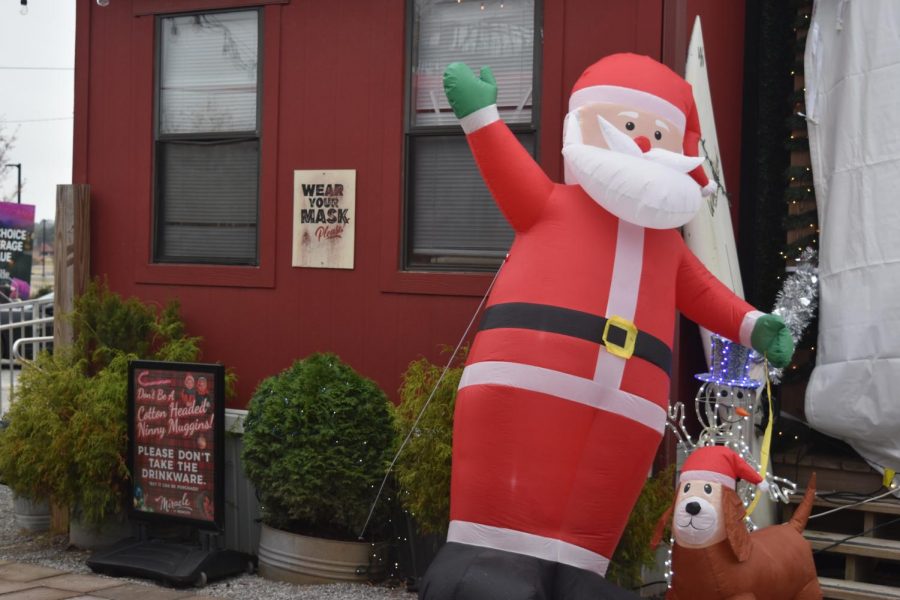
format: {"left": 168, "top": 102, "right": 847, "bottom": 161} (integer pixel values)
{"left": 654, "top": 130, "right": 662, "bottom": 140}
{"left": 704, "top": 484, "right": 713, "bottom": 494}
{"left": 683, "top": 483, "right": 691, "bottom": 493}
{"left": 625, "top": 121, "right": 635, "bottom": 131}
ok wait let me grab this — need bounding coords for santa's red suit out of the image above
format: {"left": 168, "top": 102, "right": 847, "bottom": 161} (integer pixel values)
{"left": 446, "top": 57, "right": 761, "bottom": 577}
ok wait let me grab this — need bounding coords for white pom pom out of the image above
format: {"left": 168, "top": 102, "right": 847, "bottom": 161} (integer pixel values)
{"left": 701, "top": 180, "right": 718, "bottom": 197}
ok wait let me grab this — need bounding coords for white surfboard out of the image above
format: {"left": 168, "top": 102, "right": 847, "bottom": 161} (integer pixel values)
{"left": 683, "top": 20, "right": 774, "bottom": 528}
{"left": 683, "top": 16, "right": 746, "bottom": 366}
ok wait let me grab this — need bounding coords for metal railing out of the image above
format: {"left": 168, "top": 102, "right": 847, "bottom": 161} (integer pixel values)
{"left": 0, "top": 294, "right": 55, "bottom": 416}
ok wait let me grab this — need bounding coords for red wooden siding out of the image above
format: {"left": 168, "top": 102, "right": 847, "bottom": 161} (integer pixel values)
{"left": 74, "top": 0, "right": 746, "bottom": 408}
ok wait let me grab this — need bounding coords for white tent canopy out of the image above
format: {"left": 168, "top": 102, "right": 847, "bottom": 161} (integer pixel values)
{"left": 805, "top": 0, "right": 900, "bottom": 473}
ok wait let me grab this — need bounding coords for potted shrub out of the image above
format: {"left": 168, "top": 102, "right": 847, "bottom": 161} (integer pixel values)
{"left": 391, "top": 352, "right": 462, "bottom": 586}
{"left": 241, "top": 352, "right": 395, "bottom": 585}
{"left": 0, "top": 279, "right": 203, "bottom": 546}
{"left": 0, "top": 416, "right": 50, "bottom": 533}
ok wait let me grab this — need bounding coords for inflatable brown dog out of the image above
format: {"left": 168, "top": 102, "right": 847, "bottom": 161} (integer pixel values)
{"left": 656, "top": 447, "right": 821, "bottom": 600}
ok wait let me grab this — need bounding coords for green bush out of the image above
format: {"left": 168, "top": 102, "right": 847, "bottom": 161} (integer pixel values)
{"left": 0, "top": 279, "right": 203, "bottom": 526}
{"left": 391, "top": 351, "right": 463, "bottom": 537}
{"left": 607, "top": 464, "right": 676, "bottom": 589}
{"left": 241, "top": 352, "right": 395, "bottom": 540}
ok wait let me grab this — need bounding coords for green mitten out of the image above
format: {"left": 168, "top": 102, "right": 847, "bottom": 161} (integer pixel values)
{"left": 750, "top": 314, "right": 795, "bottom": 369}
{"left": 443, "top": 63, "right": 498, "bottom": 119}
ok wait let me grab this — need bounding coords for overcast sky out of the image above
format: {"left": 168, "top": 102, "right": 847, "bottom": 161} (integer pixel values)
{"left": 0, "top": 0, "right": 75, "bottom": 223}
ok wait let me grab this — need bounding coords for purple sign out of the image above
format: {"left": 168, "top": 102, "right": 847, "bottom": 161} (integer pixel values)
{"left": 0, "top": 203, "right": 35, "bottom": 300}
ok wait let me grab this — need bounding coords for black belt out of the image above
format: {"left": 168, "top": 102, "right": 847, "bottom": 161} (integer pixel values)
{"left": 479, "top": 302, "right": 672, "bottom": 375}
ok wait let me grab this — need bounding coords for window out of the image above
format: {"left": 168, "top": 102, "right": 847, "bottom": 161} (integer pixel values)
{"left": 406, "top": 0, "right": 539, "bottom": 271}
{"left": 154, "top": 9, "right": 261, "bottom": 265}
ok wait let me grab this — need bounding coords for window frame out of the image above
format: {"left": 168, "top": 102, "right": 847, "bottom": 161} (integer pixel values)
{"left": 152, "top": 7, "right": 263, "bottom": 266}
{"left": 133, "top": 0, "right": 289, "bottom": 16}
{"left": 401, "top": 0, "right": 543, "bottom": 274}
{"left": 132, "top": 2, "right": 281, "bottom": 288}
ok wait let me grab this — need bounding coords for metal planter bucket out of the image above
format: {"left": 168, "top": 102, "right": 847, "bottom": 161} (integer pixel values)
{"left": 258, "top": 523, "right": 386, "bottom": 585}
{"left": 12, "top": 495, "right": 50, "bottom": 533}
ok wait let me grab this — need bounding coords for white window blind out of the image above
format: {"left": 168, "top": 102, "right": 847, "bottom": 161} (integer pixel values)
{"left": 156, "top": 140, "right": 258, "bottom": 263}
{"left": 409, "top": 134, "right": 531, "bottom": 264}
{"left": 159, "top": 11, "right": 259, "bottom": 135}
{"left": 412, "top": 0, "right": 534, "bottom": 127}
{"left": 154, "top": 9, "right": 261, "bottom": 266}
{"left": 406, "top": 0, "right": 537, "bottom": 271}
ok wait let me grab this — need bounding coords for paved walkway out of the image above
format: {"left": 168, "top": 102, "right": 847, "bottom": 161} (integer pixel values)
{"left": 0, "top": 561, "right": 223, "bottom": 600}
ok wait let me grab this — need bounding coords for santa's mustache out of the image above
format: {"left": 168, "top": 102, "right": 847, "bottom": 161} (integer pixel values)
{"left": 562, "top": 142, "right": 703, "bottom": 229}
{"left": 595, "top": 116, "right": 706, "bottom": 174}
{"left": 562, "top": 110, "right": 708, "bottom": 176}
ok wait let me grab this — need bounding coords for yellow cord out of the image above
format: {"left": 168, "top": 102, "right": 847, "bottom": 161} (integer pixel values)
{"left": 884, "top": 468, "right": 896, "bottom": 489}
{"left": 745, "top": 356, "right": 773, "bottom": 518}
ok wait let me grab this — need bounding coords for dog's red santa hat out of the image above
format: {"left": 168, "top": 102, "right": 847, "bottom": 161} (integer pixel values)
{"left": 568, "top": 53, "right": 715, "bottom": 194}
{"left": 679, "top": 446, "right": 770, "bottom": 493}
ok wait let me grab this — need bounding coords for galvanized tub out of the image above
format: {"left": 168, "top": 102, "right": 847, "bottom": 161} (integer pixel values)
{"left": 257, "top": 524, "right": 386, "bottom": 585}
{"left": 12, "top": 495, "right": 50, "bottom": 533}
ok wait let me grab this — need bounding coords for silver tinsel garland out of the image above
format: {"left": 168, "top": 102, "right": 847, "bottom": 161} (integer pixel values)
{"left": 767, "top": 247, "right": 819, "bottom": 383}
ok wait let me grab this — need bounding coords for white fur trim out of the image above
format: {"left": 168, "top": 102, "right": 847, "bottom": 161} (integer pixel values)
{"left": 740, "top": 310, "right": 765, "bottom": 348}
{"left": 447, "top": 520, "right": 611, "bottom": 576}
{"left": 460, "top": 104, "right": 500, "bottom": 134}
{"left": 701, "top": 180, "right": 718, "bottom": 197}
{"left": 459, "top": 361, "right": 667, "bottom": 434}
{"left": 569, "top": 85, "right": 686, "bottom": 133}
{"left": 757, "top": 480, "right": 770, "bottom": 493}
{"left": 679, "top": 469, "right": 736, "bottom": 490}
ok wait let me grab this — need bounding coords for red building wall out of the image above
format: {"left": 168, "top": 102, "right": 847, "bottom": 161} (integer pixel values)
{"left": 73, "top": 0, "right": 746, "bottom": 408}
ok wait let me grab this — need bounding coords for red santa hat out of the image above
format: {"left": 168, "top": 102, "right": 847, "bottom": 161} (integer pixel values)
{"left": 568, "top": 53, "right": 712, "bottom": 190}
{"left": 679, "top": 446, "right": 769, "bottom": 493}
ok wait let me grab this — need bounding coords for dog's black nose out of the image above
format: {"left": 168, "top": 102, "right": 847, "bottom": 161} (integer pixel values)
{"left": 685, "top": 501, "right": 701, "bottom": 516}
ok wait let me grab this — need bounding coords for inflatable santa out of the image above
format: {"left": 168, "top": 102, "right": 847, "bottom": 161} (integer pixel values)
{"left": 419, "top": 53, "right": 794, "bottom": 600}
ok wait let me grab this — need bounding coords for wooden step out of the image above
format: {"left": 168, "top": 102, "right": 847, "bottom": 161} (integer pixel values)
{"left": 819, "top": 576, "right": 900, "bottom": 600}
{"left": 773, "top": 450, "right": 883, "bottom": 495}
{"left": 789, "top": 492, "right": 900, "bottom": 516}
{"left": 805, "top": 530, "right": 900, "bottom": 560}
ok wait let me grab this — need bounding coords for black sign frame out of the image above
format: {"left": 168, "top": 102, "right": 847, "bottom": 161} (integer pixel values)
{"left": 127, "top": 360, "right": 226, "bottom": 532}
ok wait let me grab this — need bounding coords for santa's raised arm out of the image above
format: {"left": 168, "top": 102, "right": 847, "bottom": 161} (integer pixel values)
{"left": 420, "top": 54, "right": 793, "bottom": 600}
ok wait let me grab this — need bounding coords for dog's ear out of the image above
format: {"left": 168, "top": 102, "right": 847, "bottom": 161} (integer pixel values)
{"left": 651, "top": 502, "right": 675, "bottom": 550}
{"left": 723, "top": 489, "right": 752, "bottom": 562}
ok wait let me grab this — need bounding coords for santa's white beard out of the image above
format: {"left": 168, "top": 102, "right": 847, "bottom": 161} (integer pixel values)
{"left": 562, "top": 143, "right": 703, "bottom": 229}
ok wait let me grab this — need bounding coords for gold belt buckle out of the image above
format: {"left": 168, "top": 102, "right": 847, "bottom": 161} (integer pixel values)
{"left": 602, "top": 315, "right": 638, "bottom": 360}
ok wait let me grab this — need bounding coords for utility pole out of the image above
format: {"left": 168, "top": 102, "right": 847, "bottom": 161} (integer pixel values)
{"left": 42, "top": 219, "right": 46, "bottom": 278}
{"left": 1, "top": 163, "right": 22, "bottom": 203}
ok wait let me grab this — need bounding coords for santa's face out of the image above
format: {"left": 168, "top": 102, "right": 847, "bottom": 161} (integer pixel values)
{"left": 562, "top": 101, "right": 703, "bottom": 229}
{"left": 672, "top": 479, "right": 728, "bottom": 548}
{"left": 576, "top": 102, "right": 684, "bottom": 153}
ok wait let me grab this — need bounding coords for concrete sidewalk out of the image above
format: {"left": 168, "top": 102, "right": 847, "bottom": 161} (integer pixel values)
{"left": 0, "top": 561, "right": 224, "bottom": 600}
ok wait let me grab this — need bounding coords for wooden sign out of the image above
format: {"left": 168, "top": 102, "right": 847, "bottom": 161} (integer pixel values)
{"left": 128, "top": 361, "right": 225, "bottom": 530}
{"left": 292, "top": 169, "right": 356, "bottom": 269}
